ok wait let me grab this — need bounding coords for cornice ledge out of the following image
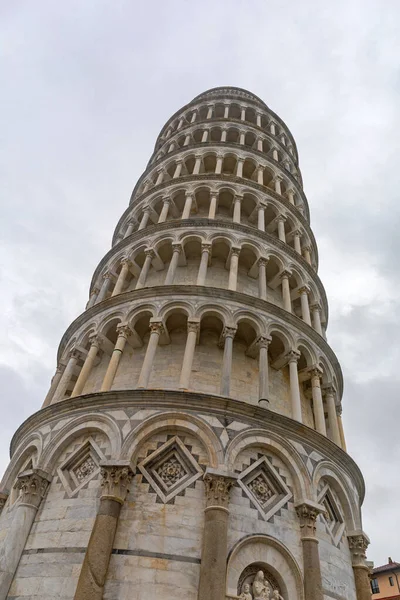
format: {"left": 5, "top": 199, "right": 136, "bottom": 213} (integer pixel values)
{"left": 56, "top": 285, "right": 342, "bottom": 395}
{"left": 9, "top": 389, "right": 364, "bottom": 502}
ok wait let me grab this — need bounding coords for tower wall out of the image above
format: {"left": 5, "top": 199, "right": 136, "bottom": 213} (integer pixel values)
{"left": 0, "top": 87, "right": 371, "bottom": 600}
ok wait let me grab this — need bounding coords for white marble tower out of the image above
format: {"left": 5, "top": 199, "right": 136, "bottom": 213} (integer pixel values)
{"left": 0, "top": 87, "right": 371, "bottom": 600}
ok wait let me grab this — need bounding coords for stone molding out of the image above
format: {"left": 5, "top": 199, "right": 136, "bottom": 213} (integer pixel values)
{"left": 100, "top": 462, "right": 134, "bottom": 504}
{"left": 347, "top": 531, "right": 370, "bottom": 567}
{"left": 15, "top": 469, "right": 51, "bottom": 508}
{"left": 9, "top": 390, "right": 365, "bottom": 501}
{"left": 56, "top": 285, "right": 341, "bottom": 396}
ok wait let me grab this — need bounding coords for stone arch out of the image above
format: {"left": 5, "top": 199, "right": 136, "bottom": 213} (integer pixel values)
{"left": 233, "top": 310, "right": 265, "bottom": 336}
{"left": 0, "top": 433, "right": 43, "bottom": 492}
{"left": 226, "top": 429, "right": 310, "bottom": 500}
{"left": 39, "top": 413, "right": 121, "bottom": 473}
{"left": 312, "top": 461, "right": 360, "bottom": 531}
{"left": 120, "top": 412, "right": 223, "bottom": 468}
{"left": 226, "top": 534, "right": 304, "bottom": 600}
{"left": 158, "top": 300, "right": 194, "bottom": 322}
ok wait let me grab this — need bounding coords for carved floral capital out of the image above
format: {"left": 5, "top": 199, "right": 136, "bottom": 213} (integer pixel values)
{"left": 100, "top": 463, "right": 134, "bottom": 504}
{"left": 348, "top": 532, "right": 370, "bottom": 567}
{"left": 15, "top": 469, "right": 51, "bottom": 509}
{"left": 203, "top": 470, "right": 237, "bottom": 509}
{"left": 295, "top": 501, "right": 325, "bottom": 538}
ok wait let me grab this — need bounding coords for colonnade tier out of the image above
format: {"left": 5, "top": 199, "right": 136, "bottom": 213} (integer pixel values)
{"left": 154, "top": 86, "right": 299, "bottom": 166}
{"left": 112, "top": 175, "right": 318, "bottom": 255}
{"left": 88, "top": 222, "right": 328, "bottom": 332}
{"left": 129, "top": 143, "right": 307, "bottom": 218}
{"left": 150, "top": 120, "right": 302, "bottom": 184}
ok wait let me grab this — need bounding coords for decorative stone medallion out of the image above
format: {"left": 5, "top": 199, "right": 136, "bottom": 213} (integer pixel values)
{"left": 57, "top": 437, "right": 105, "bottom": 497}
{"left": 318, "top": 482, "right": 345, "bottom": 546}
{"left": 138, "top": 436, "right": 203, "bottom": 503}
{"left": 238, "top": 456, "right": 292, "bottom": 521}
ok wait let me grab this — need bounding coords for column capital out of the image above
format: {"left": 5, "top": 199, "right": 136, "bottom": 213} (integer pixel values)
{"left": 201, "top": 242, "right": 212, "bottom": 253}
{"left": 116, "top": 324, "right": 132, "bottom": 339}
{"left": 257, "top": 202, "right": 266, "bottom": 211}
{"left": 237, "top": 157, "right": 245, "bottom": 164}
{"left": 256, "top": 335, "right": 272, "bottom": 350}
{"left": 203, "top": 468, "right": 237, "bottom": 510}
{"left": 322, "top": 384, "right": 336, "bottom": 397}
{"left": 221, "top": 326, "right": 237, "bottom": 340}
{"left": 298, "top": 285, "right": 310, "bottom": 295}
{"left": 15, "top": 469, "right": 52, "bottom": 509}
{"left": 120, "top": 257, "right": 132, "bottom": 268}
{"left": 286, "top": 187, "right": 296, "bottom": 196}
{"left": 0, "top": 491, "right": 8, "bottom": 514}
{"left": 230, "top": 246, "right": 241, "bottom": 257}
{"left": 69, "top": 348, "right": 83, "bottom": 361}
{"left": 295, "top": 501, "right": 325, "bottom": 539}
{"left": 88, "top": 333, "right": 102, "bottom": 349}
{"left": 216, "top": 152, "right": 224, "bottom": 160}
{"left": 187, "top": 320, "right": 200, "bottom": 334}
{"left": 142, "top": 205, "right": 151, "bottom": 214}
{"left": 347, "top": 531, "right": 370, "bottom": 567}
{"left": 310, "top": 302, "right": 322, "bottom": 312}
{"left": 286, "top": 349, "right": 300, "bottom": 364}
{"left": 102, "top": 271, "right": 113, "bottom": 281}
{"left": 293, "top": 228, "right": 302, "bottom": 238}
{"left": 171, "top": 243, "right": 182, "bottom": 254}
{"left": 149, "top": 320, "right": 165, "bottom": 335}
{"left": 276, "top": 214, "right": 287, "bottom": 223}
{"left": 233, "top": 194, "right": 243, "bottom": 203}
{"left": 194, "top": 152, "right": 203, "bottom": 160}
{"left": 272, "top": 174, "right": 283, "bottom": 183}
{"left": 279, "top": 269, "right": 291, "bottom": 280}
{"left": 161, "top": 195, "right": 171, "bottom": 204}
{"left": 144, "top": 248, "right": 155, "bottom": 259}
{"left": 258, "top": 257, "right": 269, "bottom": 267}
{"left": 309, "top": 365, "right": 323, "bottom": 380}
{"left": 100, "top": 462, "right": 134, "bottom": 505}
{"left": 185, "top": 189, "right": 194, "bottom": 198}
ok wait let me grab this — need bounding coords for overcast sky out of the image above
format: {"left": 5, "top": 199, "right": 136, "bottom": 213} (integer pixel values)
{"left": 1, "top": 0, "right": 399, "bottom": 567}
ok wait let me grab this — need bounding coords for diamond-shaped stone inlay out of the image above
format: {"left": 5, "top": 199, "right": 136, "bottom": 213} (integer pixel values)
{"left": 318, "top": 482, "right": 345, "bottom": 546}
{"left": 139, "top": 436, "right": 203, "bottom": 503}
{"left": 238, "top": 456, "right": 292, "bottom": 521}
{"left": 57, "top": 437, "right": 105, "bottom": 498}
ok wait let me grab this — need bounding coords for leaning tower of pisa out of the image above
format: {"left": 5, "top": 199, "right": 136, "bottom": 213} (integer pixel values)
{"left": 0, "top": 87, "right": 372, "bottom": 600}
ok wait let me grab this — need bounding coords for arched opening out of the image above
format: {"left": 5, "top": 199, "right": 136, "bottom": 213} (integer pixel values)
{"left": 195, "top": 187, "right": 211, "bottom": 217}
{"left": 245, "top": 131, "right": 256, "bottom": 149}
{"left": 222, "top": 153, "right": 237, "bottom": 175}
{"left": 230, "top": 104, "right": 241, "bottom": 120}
{"left": 217, "top": 188, "right": 235, "bottom": 222}
{"left": 237, "top": 244, "right": 259, "bottom": 297}
{"left": 246, "top": 107, "right": 257, "bottom": 125}
{"left": 208, "top": 239, "right": 230, "bottom": 288}
{"left": 210, "top": 127, "right": 222, "bottom": 142}
{"left": 227, "top": 128, "right": 240, "bottom": 144}
{"left": 214, "top": 103, "right": 225, "bottom": 118}
{"left": 203, "top": 153, "right": 217, "bottom": 174}
{"left": 191, "top": 312, "right": 225, "bottom": 395}
{"left": 243, "top": 158, "right": 258, "bottom": 182}
{"left": 231, "top": 319, "right": 259, "bottom": 403}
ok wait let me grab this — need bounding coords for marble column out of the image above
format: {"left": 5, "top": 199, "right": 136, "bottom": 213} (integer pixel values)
{"left": 273, "top": 175, "right": 282, "bottom": 195}
{"left": 135, "top": 249, "right": 154, "bottom": 290}
{"left": 191, "top": 110, "right": 197, "bottom": 123}
{"left": 215, "top": 154, "right": 223, "bottom": 175}
{"left": 155, "top": 169, "right": 165, "bottom": 185}
{"left": 347, "top": 532, "right": 372, "bottom": 600}
{"left": 179, "top": 321, "right": 200, "bottom": 389}
{"left": 270, "top": 121, "right": 276, "bottom": 135}
{"left": 337, "top": 405, "right": 347, "bottom": 451}
{"left": 277, "top": 216, "right": 286, "bottom": 242}
{"left": 228, "top": 248, "right": 240, "bottom": 291}
{"left": 257, "top": 336, "right": 271, "bottom": 403}
{"left": 206, "top": 105, "right": 213, "bottom": 119}
{"left": 158, "top": 197, "right": 170, "bottom": 223}
{"left": 193, "top": 154, "right": 202, "bottom": 175}
{"left": 310, "top": 303, "right": 323, "bottom": 335}
{"left": 233, "top": 195, "right": 242, "bottom": 224}
{"left": 86, "top": 288, "right": 99, "bottom": 309}
{"left": 201, "top": 130, "right": 208, "bottom": 143}
{"left": 324, "top": 386, "right": 341, "bottom": 446}
{"left": 96, "top": 273, "right": 113, "bottom": 303}
{"left": 303, "top": 245, "right": 312, "bottom": 265}
{"left": 73, "top": 464, "right": 133, "bottom": 600}
{"left": 182, "top": 192, "right": 193, "bottom": 219}
{"left": 257, "top": 205, "right": 265, "bottom": 231}
{"left": 138, "top": 208, "right": 151, "bottom": 230}
{"left": 310, "top": 368, "right": 327, "bottom": 435}
{"left": 240, "top": 106, "right": 246, "bottom": 121}
{"left": 295, "top": 502, "right": 325, "bottom": 600}
{"left": 280, "top": 270, "right": 292, "bottom": 312}
{"left": 183, "top": 135, "right": 191, "bottom": 146}
{"left": 293, "top": 230, "right": 302, "bottom": 254}
{"left": 137, "top": 321, "right": 164, "bottom": 388}
{"left": 173, "top": 160, "right": 184, "bottom": 178}
{"left": 221, "top": 128, "right": 227, "bottom": 142}
{"left": 220, "top": 326, "right": 236, "bottom": 397}
{"left": 198, "top": 469, "right": 237, "bottom": 600}
{"left": 287, "top": 350, "right": 302, "bottom": 422}
{"left": 0, "top": 469, "right": 51, "bottom": 600}
{"left": 53, "top": 349, "right": 81, "bottom": 402}
{"left": 256, "top": 112, "right": 262, "bottom": 127}
{"left": 71, "top": 335, "right": 102, "bottom": 398}
{"left": 208, "top": 192, "right": 218, "bottom": 218}
{"left": 42, "top": 364, "right": 64, "bottom": 408}
{"left": 236, "top": 158, "right": 244, "bottom": 178}
{"left": 258, "top": 258, "right": 268, "bottom": 300}
{"left": 197, "top": 243, "right": 211, "bottom": 286}
{"left": 286, "top": 188, "right": 295, "bottom": 205}
{"left": 112, "top": 259, "right": 131, "bottom": 297}
{"left": 124, "top": 220, "right": 135, "bottom": 238}
{"left": 164, "top": 244, "right": 182, "bottom": 285}
{"left": 299, "top": 286, "right": 312, "bottom": 326}
{"left": 101, "top": 326, "right": 131, "bottom": 392}
{"left": 224, "top": 105, "right": 229, "bottom": 118}
{"left": 239, "top": 130, "right": 245, "bottom": 145}
{"left": 257, "top": 137, "right": 263, "bottom": 152}
{"left": 272, "top": 147, "right": 279, "bottom": 161}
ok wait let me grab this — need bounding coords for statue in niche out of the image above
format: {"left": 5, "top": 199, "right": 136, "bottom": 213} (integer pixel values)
{"left": 252, "top": 570, "right": 271, "bottom": 599}
{"left": 271, "top": 591, "right": 284, "bottom": 600}
{"left": 239, "top": 582, "right": 253, "bottom": 600}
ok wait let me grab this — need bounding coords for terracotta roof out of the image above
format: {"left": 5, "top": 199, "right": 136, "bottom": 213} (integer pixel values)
{"left": 373, "top": 561, "right": 400, "bottom": 574}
